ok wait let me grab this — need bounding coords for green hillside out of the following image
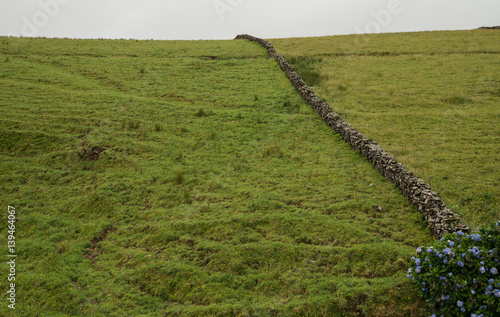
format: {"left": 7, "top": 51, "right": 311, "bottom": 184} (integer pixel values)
{"left": 0, "top": 33, "right": 474, "bottom": 316}
{"left": 271, "top": 29, "right": 500, "bottom": 230}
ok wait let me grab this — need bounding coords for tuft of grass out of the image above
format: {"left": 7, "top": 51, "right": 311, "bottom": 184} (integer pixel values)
{"left": 174, "top": 170, "right": 184, "bottom": 185}
{"left": 262, "top": 144, "right": 284, "bottom": 158}
{"left": 138, "top": 129, "right": 147, "bottom": 139}
{"left": 442, "top": 96, "right": 471, "bottom": 105}
{"left": 183, "top": 188, "right": 192, "bottom": 204}
{"left": 208, "top": 129, "right": 217, "bottom": 140}
{"left": 129, "top": 119, "right": 141, "bottom": 129}
{"left": 195, "top": 108, "right": 208, "bottom": 117}
{"left": 174, "top": 153, "right": 183, "bottom": 162}
{"left": 337, "top": 84, "right": 348, "bottom": 91}
{"left": 154, "top": 122, "right": 163, "bottom": 132}
{"left": 200, "top": 203, "right": 211, "bottom": 213}
{"left": 123, "top": 119, "right": 141, "bottom": 130}
{"left": 282, "top": 98, "right": 300, "bottom": 113}
{"left": 4, "top": 56, "right": 9, "bottom": 63}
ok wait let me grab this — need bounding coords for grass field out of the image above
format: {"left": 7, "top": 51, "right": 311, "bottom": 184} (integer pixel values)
{"left": 270, "top": 29, "right": 500, "bottom": 231}
{"left": 0, "top": 32, "right": 486, "bottom": 316}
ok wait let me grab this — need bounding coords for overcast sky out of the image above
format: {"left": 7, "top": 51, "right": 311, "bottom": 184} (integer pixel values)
{"left": 0, "top": 0, "right": 499, "bottom": 40}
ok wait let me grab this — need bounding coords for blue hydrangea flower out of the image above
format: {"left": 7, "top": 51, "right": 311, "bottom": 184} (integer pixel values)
{"left": 457, "top": 300, "right": 463, "bottom": 307}
{"left": 449, "top": 241, "right": 455, "bottom": 247}
{"left": 416, "top": 247, "right": 422, "bottom": 253}
{"left": 471, "top": 233, "right": 482, "bottom": 242}
{"left": 494, "top": 289, "right": 500, "bottom": 297}
{"left": 415, "top": 266, "right": 421, "bottom": 273}
{"left": 480, "top": 266, "right": 486, "bottom": 273}
{"left": 415, "top": 258, "right": 421, "bottom": 266}
{"left": 491, "top": 267, "right": 498, "bottom": 275}
{"left": 469, "top": 246, "right": 481, "bottom": 257}
{"left": 489, "top": 278, "right": 494, "bottom": 284}
{"left": 449, "top": 272, "right": 453, "bottom": 277}
{"left": 471, "top": 290, "right": 476, "bottom": 294}
{"left": 457, "top": 261, "right": 464, "bottom": 267}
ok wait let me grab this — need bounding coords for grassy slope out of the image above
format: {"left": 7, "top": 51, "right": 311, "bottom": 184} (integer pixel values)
{"left": 270, "top": 30, "right": 500, "bottom": 230}
{"left": 0, "top": 37, "right": 431, "bottom": 316}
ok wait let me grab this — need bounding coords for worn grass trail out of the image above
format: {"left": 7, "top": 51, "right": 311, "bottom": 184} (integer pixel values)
{"left": 1, "top": 37, "right": 431, "bottom": 316}
{"left": 271, "top": 30, "right": 500, "bottom": 231}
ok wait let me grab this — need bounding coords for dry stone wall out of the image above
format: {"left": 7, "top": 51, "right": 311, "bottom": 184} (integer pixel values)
{"left": 235, "top": 34, "right": 469, "bottom": 238}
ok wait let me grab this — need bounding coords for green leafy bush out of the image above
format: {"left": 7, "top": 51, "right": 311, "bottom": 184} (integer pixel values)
{"left": 408, "top": 221, "right": 500, "bottom": 316}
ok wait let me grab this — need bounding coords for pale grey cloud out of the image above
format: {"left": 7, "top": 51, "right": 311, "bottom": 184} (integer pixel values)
{"left": 0, "top": 0, "right": 498, "bottom": 39}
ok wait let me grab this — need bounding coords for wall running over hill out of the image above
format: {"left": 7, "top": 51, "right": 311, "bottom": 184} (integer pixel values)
{"left": 235, "top": 34, "right": 469, "bottom": 238}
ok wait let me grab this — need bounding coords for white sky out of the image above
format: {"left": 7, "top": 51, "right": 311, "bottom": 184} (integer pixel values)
{"left": 0, "top": 0, "right": 499, "bottom": 40}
